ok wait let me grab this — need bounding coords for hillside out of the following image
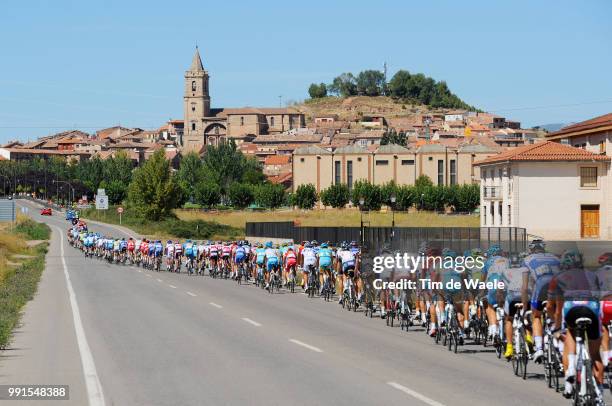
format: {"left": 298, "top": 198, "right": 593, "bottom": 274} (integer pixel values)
{"left": 295, "top": 96, "right": 456, "bottom": 123}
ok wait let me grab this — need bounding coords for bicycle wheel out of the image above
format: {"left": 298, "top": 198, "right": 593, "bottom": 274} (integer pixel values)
{"left": 544, "top": 343, "right": 552, "bottom": 388}
{"left": 453, "top": 333, "right": 458, "bottom": 354}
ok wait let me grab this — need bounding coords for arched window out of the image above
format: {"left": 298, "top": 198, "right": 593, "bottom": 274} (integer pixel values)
{"left": 240, "top": 116, "right": 244, "bottom": 126}
{"left": 270, "top": 116, "right": 275, "bottom": 127}
{"left": 191, "top": 81, "right": 196, "bottom": 91}
{"left": 191, "top": 123, "right": 196, "bottom": 131}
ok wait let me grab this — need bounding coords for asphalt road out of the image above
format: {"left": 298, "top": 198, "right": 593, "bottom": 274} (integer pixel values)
{"left": 1, "top": 200, "right": 609, "bottom": 406}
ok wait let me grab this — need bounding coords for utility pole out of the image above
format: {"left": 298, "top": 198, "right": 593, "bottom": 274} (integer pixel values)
{"left": 383, "top": 62, "right": 387, "bottom": 95}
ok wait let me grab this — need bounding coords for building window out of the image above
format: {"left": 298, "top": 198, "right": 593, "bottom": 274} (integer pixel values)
{"left": 428, "top": 157, "right": 433, "bottom": 161}
{"left": 191, "top": 81, "right": 196, "bottom": 91}
{"left": 375, "top": 160, "right": 389, "bottom": 166}
{"left": 300, "top": 158, "right": 304, "bottom": 162}
{"left": 437, "top": 160, "right": 444, "bottom": 185}
{"left": 600, "top": 141, "right": 606, "bottom": 154}
{"left": 347, "top": 161, "right": 353, "bottom": 190}
{"left": 498, "top": 202, "right": 503, "bottom": 225}
{"left": 580, "top": 167, "right": 597, "bottom": 187}
{"left": 357, "top": 157, "right": 362, "bottom": 162}
{"left": 191, "top": 103, "right": 196, "bottom": 112}
{"left": 483, "top": 204, "right": 487, "bottom": 225}
{"left": 450, "top": 159, "right": 457, "bottom": 185}
{"left": 270, "top": 117, "right": 275, "bottom": 127}
{"left": 334, "top": 161, "right": 341, "bottom": 185}
{"left": 191, "top": 123, "right": 196, "bottom": 131}
{"left": 240, "top": 117, "right": 244, "bottom": 126}
{"left": 490, "top": 204, "right": 494, "bottom": 225}
{"left": 401, "top": 159, "right": 415, "bottom": 165}
{"left": 507, "top": 205, "right": 511, "bottom": 225}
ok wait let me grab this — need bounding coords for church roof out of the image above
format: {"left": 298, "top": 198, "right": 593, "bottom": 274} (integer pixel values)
{"left": 189, "top": 47, "right": 204, "bottom": 71}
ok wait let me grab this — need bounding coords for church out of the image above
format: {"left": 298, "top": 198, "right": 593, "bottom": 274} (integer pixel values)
{"left": 181, "top": 47, "right": 306, "bottom": 152}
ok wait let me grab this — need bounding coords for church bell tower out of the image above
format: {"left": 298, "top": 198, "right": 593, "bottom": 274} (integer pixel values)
{"left": 183, "top": 46, "right": 210, "bottom": 147}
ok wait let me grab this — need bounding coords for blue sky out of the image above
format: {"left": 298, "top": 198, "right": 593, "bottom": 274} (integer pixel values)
{"left": 1, "top": 0, "right": 611, "bottom": 143}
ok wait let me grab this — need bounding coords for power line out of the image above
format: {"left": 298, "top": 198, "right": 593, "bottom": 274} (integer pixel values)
{"left": 489, "top": 99, "right": 612, "bottom": 113}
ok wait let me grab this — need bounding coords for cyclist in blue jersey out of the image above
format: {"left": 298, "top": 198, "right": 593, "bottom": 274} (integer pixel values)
{"left": 317, "top": 243, "right": 334, "bottom": 295}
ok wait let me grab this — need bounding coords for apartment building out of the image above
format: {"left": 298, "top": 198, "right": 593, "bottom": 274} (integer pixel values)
{"left": 474, "top": 141, "right": 611, "bottom": 240}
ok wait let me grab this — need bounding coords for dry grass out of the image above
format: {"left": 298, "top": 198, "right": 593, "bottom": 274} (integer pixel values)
{"left": 0, "top": 225, "right": 27, "bottom": 284}
{"left": 176, "top": 208, "right": 479, "bottom": 230}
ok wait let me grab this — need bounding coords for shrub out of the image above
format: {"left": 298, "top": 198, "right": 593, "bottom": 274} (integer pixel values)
{"left": 351, "top": 180, "right": 382, "bottom": 211}
{"left": 194, "top": 180, "right": 221, "bottom": 208}
{"left": 228, "top": 183, "right": 254, "bottom": 209}
{"left": 294, "top": 184, "right": 318, "bottom": 209}
{"left": 15, "top": 219, "right": 50, "bottom": 240}
{"left": 320, "top": 184, "right": 350, "bottom": 208}
{"left": 253, "top": 183, "right": 286, "bottom": 209}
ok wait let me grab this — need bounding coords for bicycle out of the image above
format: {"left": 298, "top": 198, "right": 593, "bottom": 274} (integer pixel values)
{"left": 269, "top": 268, "right": 280, "bottom": 294}
{"left": 307, "top": 267, "right": 319, "bottom": 298}
{"left": 511, "top": 303, "right": 531, "bottom": 380}
{"left": 571, "top": 317, "right": 603, "bottom": 405}
{"left": 542, "top": 302, "right": 563, "bottom": 392}
{"left": 286, "top": 266, "right": 296, "bottom": 293}
{"left": 493, "top": 305, "right": 506, "bottom": 359}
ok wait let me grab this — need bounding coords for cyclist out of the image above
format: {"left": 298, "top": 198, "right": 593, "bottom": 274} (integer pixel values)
{"left": 522, "top": 239, "right": 561, "bottom": 363}
{"left": 264, "top": 242, "right": 280, "bottom": 290}
{"left": 596, "top": 259, "right": 612, "bottom": 368}
{"left": 254, "top": 243, "right": 266, "bottom": 284}
{"left": 549, "top": 249, "right": 603, "bottom": 400}
{"left": 233, "top": 241, "right": 247, "bottom": 280}
{"left": 482, "top": 244, "right": 509, "bottom": 342}
{"left": 317, "top": 242, "right": 334, "bottom": 296}
{"left": 502, "top": 255, "right": 530, "bottom": 359}
{"left": 337, "top": 242, "right": 356, "bottom": 304}
{"left": 119, "top": 238, "right": 128, "bottom": 262}
{"left": 127, "top": 237, "right": 135, "bottom": 262}
{"left": 174, "top": 240, "right": 183, "bottom": 272}
{"left": 183, "top": 239, "right": 196, "bottom": 274}
{"left": 300, "top": 242, "right": 317, "bottom": 293}
{"left": 221, "top": 242, "right": 232, "bottom": 276}
{"left": 165, "top": 240, "right": 175, "bottom": 271}
{"left": 283, "top": 245, "right": 298, "bottom": 288}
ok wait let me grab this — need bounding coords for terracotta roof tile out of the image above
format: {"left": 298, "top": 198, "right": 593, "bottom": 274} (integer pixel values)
{"left": 474, "top": 141, "right": 610, "bottom": 165}
{"left": 264, "top": 155, "right": 291, "bottom": 165}
{"left": 547, "top": 112, "right": 612, "bottom": 138}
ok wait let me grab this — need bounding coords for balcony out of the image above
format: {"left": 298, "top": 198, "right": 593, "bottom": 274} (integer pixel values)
{"left": 484, "top": 186, "right": 501, "bottom": 199}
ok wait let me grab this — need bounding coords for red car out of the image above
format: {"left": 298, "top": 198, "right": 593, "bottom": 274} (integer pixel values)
{"left": 40, "top": 208, "right": 52, "bottom": 216}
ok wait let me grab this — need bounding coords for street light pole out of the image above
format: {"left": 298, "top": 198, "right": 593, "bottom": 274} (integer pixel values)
{"left": 390, "top": 193, "right": 396, "bottom": 240}
{"left": 359, "top": 197, "right": 365, "bottom": 247}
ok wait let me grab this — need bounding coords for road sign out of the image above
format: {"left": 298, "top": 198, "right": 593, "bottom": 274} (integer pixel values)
{"left": 117, "top": 207, "right": 124, "bottom": 214}
{"left": 0, "top": 199, "right": 16, "bottom": 222}
{"left": 96, "top": 195, "right": 108, "bottom": 210}
{"left": 97, "top": 188, "right": 106, "bottom": 196}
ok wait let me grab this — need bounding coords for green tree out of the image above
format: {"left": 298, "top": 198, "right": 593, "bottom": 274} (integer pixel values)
{"left": 228, "top": 183, "right": 254, "bottom": 209}
{"left": 395, "top": 185, "right": 415, "bottom": 210}
{"left": 415, "top": 174, "right": 434, "bottom": 189}
{"left": 203, "top": 141, "right": 264, "bottom": 192}
{"left": 254, "top": 183, "right": 286, "bottom": 209}
{"left": 328, "top": 73, "right": 357, "bottom": 97}
{"left": 455, "top": 183, "right": 480, "bottom": 212}
{"left": 421, "top": 185, "right": 448, "bottom": 211}
{"left": 356, "top": 70, "right": 385, "bottom": 96}
{"left": 194, "top": 180, "right": 221, "bottom": 208}
{"left": 320, "top": 183, "right": 350, "bottom": 208}
{"left": 294, "top": 184, "right": 318, "bottom": 209}
{"left": 127, "top": 149, "right": 181, "bottom": 220}
{"left": 351, "top": 180, "right": 382, "bottom": 211}
{"left": 380, "top": 181, "right": 399, "bottom": 207}
{"left": 100, "top": 179, "right": 127, "bottom": 204}
{"left": 308, "top": 83, "right": 328, "bottom": 99}
{"left": 176, "top": 152, "right": 205, "bottom": 203}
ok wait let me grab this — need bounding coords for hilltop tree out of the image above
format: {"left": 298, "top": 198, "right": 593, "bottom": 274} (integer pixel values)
{"left": 356, "top": 70, "right": 385, "bottom": 96}
{"left": 176, "top": 152, "right": 205, "bottom": 203}
{"left": 328, "top": 73, "right": 357, "bottom": 97}
{"left": 308, "top": 83, "right": 328, "bottom": 99}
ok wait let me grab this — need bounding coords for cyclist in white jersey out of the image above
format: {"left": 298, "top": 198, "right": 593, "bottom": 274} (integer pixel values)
{"left": 300, "top": 243, "right": 317, "bottom": 292}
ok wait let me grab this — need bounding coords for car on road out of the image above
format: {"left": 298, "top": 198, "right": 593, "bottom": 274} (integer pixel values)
{"left": 40, "top": 207, "right": 52, "bottom": 216}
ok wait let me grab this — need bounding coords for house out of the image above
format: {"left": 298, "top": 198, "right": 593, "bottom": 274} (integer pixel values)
{"left": 474, "top": 141, "right": 611, "bottom": 240}
{"left": 263, "top": 155, "right": 291, "bottom": 176}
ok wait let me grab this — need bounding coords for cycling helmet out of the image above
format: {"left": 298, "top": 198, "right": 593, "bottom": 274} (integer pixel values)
{"left": 304, "top": 242, "right": 312, "bottom": 248}
{"left": 442, "top": 248, "right": 457, "bottom": 258}
{"left": 237, "top": 241, "right": 243, "bottom": 246}
{"left": 341, "top": 241, "right": 348, "bottom": 249}
{"left": 265, "top": 241, "right": 273, "bottom": 248}
{"left": 528, "top": 239, "right": 546, "bottom": 254}
{"left": 167, "top": 240, "right": 172, "bottom": 244}
{"left": 321, "top": 243, "right": 328, "bottom": 248}
{"left": 311, "top": 240, "right": 318, "bottom": 246}
{"left": 486, "top": 244, "right": 502, "bottom": 257}
{"left": 560, "top": 249, "right": 583, "bottom": 269}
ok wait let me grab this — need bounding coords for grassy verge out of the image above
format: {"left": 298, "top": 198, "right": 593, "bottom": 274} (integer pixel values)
{"left": 0, "top": 220, "right": 50, "bottom": 349}
{"left": 80, "top": 207, "right": 241, "bottom": 241}
{"left": 176, "top": 208, "right": 480, "bottom": 230}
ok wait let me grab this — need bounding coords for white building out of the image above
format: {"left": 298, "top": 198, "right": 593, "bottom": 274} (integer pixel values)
{"left": 474, "top": 140, "right": 611, "bottom": 240}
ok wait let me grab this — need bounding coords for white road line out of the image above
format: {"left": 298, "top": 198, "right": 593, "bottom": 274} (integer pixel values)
{"left": 57, "top": 227, "right": 106, "bottom": 406}
{"left": 387, "top": 382, "right": 446, "bottom": 406}
{"left": 145, "top": 274, "right": 152, "bottom": 278}
{"left": 209, "top": 302, "right": 223, "bottom": 308}
{"left": 168, "top": 284, "right": 177, "bottom": 289}
{"left": 186, "top": 292, "right": 197, "bottom": 297}
{"left": 241, "top": 318, "right": 261, "bottom": 327}
{"left": 137, "top": 270, "right": 142, "bottom": 273}
{"left": 156, "top": 278, "right": 163, "bottom": 282}
{"left": 289, "top": 339, "right": 323, "bottom": 353}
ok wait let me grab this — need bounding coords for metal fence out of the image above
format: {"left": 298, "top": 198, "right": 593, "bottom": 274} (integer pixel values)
{"left": 246, "top": 221, "right": 527, "bottom": 255}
